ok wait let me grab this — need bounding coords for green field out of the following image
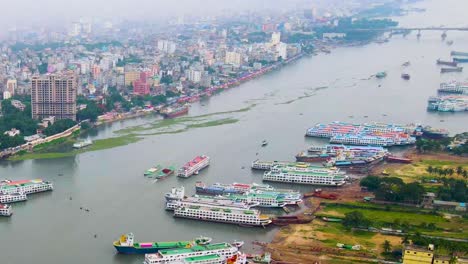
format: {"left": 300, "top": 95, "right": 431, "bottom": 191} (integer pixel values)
{"left": 319, "top": 203, "right": 468, "bottom": 239}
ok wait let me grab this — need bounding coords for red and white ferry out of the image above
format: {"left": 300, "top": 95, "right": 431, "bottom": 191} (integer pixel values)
{"left": 177, "top": 155, "right": 210, "bottom": 178}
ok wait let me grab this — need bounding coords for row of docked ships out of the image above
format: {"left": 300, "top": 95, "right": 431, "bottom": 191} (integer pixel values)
{"left": 295, "top": 144, "right": 389, "bottom": 167}
{"left": 427, "top": 95, "right": 468, "bottom": 112}
{"left": 0, "top": 179, "right": 54, "bottom": 217}
{"left": 305, "top": 121, "right": 417, "bottom": 146}
{"left": 114, "top": 233, "right": 248, "bottom": 263}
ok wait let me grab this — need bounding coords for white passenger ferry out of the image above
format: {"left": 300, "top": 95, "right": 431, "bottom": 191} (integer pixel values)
{"left": 0, "top": 192, "right": 27, "bottom": 203}
{"left": 177, "top": 155, "right": 210, "bottom": 178}
{"left": 144, "top": 243, "right": 242, "bottom": 264}
{"left": 166, "top": 197, "right": 257, "bottom": 211}
{"left": 0, "top": 179, "right": 53, "bottom": 195}
{"left": 263, "top": 165, "right": 347, "bottom": 186}
{"left": 165, "top": 187, "right": 186, "bottom": 202}
{"left": 173, "top": 204, "right": 271, "bottom": 227}
{"left": 0, "top": 204, "right": 12, "bottom": 216}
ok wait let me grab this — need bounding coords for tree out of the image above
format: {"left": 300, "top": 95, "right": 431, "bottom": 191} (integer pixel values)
{"left": 382, "top": 240, "right": 391, "bottom": 253}
{"left": 427, "top": 166, "right": 434, "bottom": 174}
{"left": 342, "top": 211, "right": 371, "bottom": 228}
{"left": 456, "top": 166, "right": 463, "bottom": 175}
{"left": 401, "top": 234, "right": 410, "bottom": 245}
{"left": 360, "top": 176, "right": 381, "bottom": 191}
{"left": 43, "top": 119, "right": 77, "bottom": 136}
{"left": 77, "top": 101, "right": 103, "bottom": 122}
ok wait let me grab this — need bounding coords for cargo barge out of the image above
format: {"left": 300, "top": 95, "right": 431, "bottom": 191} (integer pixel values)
{"left": 113, "top": 233, "right": 208, "bottom": 254}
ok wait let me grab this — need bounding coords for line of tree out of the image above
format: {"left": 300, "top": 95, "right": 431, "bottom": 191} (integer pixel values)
{"left": 402, "top": 232, "right": 468, "bottom": 255}
{"left": 427, "top": 166, "right": 468, "bottom": 179}
{"left": 342, "top": 211, "right": 372, "bottom": 228}
{"left": 43, "top": 119, "right": 77, "bottom": 137}
{"left": 360, "top": 176, "right": 425, "bottom": 204}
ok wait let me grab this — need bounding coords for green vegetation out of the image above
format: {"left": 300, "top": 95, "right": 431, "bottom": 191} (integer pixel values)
{"left": 434, "top": 178, "right": 467, "bottom": 202}
{"left": 318, "top": 203, "right": 468, "bottom": 239}
{"left": 360, "top": 176, "right": 425, "bottom": 204}
{"left": 77, "top": 99, "right": 104, "bottom": 122}
{"left": 43, "top": 119, "right": 77, "bottom": 136}
{"left": 0, "top": 97, "right": 38, "bottom": 150}
{"left": 116, "top": 55, "right": 142, "bottom": 66}
{"left": 416, "top": 137, "right": 451, "bottom": 153}
{"left": 315, "top": 18, "right": 398, "bottom": 42}
{"left": 9, "top": 134, "right": 141, "bottom": 161}
{"left": 342, "top": 211, "right": 371, "bottom": 228}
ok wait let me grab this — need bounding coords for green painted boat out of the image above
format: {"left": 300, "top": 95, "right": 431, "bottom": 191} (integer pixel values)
{"left": 376, "top": 71, "right": 387, "bottom": 78}
{"left": 144, "top": 165, "right": 161, "bottom": 176}
{"left": 155, "top": 166, "right": 176, "bottom": 179}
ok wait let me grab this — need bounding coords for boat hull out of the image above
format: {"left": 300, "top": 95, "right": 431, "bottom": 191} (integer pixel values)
{"left": 114, "top": 245, "right": 160, "bottom": 254}
{"left": 174, "top": 215, "right": 270, "bottom": 227}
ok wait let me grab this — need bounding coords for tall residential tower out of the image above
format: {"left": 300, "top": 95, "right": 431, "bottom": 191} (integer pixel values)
{"left": 31, "top": 74, "right": 77, "bottom": 121}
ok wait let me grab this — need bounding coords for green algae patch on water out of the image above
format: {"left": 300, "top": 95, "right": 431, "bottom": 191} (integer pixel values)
{"left": 8, "top": 134, "right": 142, "bottom": 161}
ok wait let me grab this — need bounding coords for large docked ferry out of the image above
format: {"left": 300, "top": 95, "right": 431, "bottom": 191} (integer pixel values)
{"left": 224, "top": 193, "right": 287, "bottom": 208}
{"left": 177, "top": 155, "right": 210, "bottom": 178}
{"left": 165, "top": 187, "right": 186, "bottom": 202}
{"left": 438, "top": 81, "right": 468, "bottom": 95}
{"left": 0, "top": 192, "right": 27, "bottom": 203}
{"left": 0, "top": 204, "right": 12, "bottom": 216}
{"left": 427, "top": 95, "right": 468, "bottom": 112}
{"left": 311, "top": 144, "right": 388, "bottom": 167}
{"left": 305, "top": 121, "right": 416, "bottom": 146}
{"left": 144, "top": 243, "right": 244, "bottom": 264}
{"left": 165, "top": 196, "right": 257, "bottom": 211}
{"left": 0, "top": 179, "right": 53, "bottom": 195}
{"left": 114, "top": 233, "right": 203, "bottom": 254}
{"left": 172, "top": 204, "right": 272, "bottom": 227}
{"left": 263, "top": 165, "right": 347, "bottom": 186}
{"left": 251, "top": 160, "right": 314, "bottom": 170}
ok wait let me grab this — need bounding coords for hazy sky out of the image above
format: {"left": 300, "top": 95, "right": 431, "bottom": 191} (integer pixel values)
{"left": 0, "top": 0, "right": 310, "bottom": 30}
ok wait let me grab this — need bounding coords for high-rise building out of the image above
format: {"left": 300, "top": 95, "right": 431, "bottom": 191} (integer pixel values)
{"left": 225, "top": 52, "right": 242, "bottom": 66}
{"left": 69, "top": 22, "right": 81, "bottom": 37}
{"left": 271, "top": 32, "right": 281, "bottom": 45}
{"left": 277, "top": 43, "right": 288, "bottom": 60}
{"left": 187, "top": 69, "right": 202, "bottom": 83}
{"left": 6, "top": 79, "right": 17, "bottom": 95}
{"left": 31, "top": 74, "right": 77, "bottom": 121}
{"left": 133, "top": 72, "right": 150, "bottom": 95}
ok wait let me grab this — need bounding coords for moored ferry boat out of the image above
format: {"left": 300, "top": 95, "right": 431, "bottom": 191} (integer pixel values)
{"left": 0, "top": 204, "right": 12, "bottom": 216}
{"left": 295, "top": 151, "right": 334, "bottom": 162}
{"left": 224, "top": 193, "right": 287, "bottom": 208}
{"left": 0, "top": 192, "right": 27, "bottom": 203}
{"left": 165, "top": 187, "right": 186, "bottom": 202}
{"left": 263, "top": 165, "right": 347, "bottom": 186}
{"left": 113, "top": 233, "right": 208, "bottom": 254}
{"left": 173, "top": 205, "right": 271, "bottom": 227}
{"left": 178, "top": 155, "right": 210, "bottom": 178}
{"left": 144, "top": 243, "right": 241, "bottom": 264}
{"left": 195, "top": 182, "right": 243, "bottom": 195}
{"left": 251, "top": 160, "right": 299, "bottom": 170}
{"left": 0, "top": 179, "right": 53, "bottom": 195}
{"left": 165, "top": 196, "right": 258, "bottom": 211}
{"left": 161, "top": 105, "right": 189, "bottom": 119}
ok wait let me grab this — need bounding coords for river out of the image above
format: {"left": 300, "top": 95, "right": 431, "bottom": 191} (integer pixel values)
{"left": 1, "top": 0, "right": 468, "bottom": 263}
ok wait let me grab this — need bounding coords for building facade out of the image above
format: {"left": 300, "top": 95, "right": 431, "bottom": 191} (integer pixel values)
{"left": 31, "top": 74, "right": 77, "bottom": 121}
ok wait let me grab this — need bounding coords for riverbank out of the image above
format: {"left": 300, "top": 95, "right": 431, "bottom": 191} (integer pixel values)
{"left": 266, "top": 149, "right": 468, "bottom": 264}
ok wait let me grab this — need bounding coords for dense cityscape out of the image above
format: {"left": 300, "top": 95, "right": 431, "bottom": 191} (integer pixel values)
{"left": 0, "top": 0, "right": 467, "bottom": 264}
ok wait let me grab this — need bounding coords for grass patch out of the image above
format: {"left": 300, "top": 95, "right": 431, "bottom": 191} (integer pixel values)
{"left": 8, "top": 135, "right": 141, "bottom": 161}
{"left": 385, "top": 159, "right": 468, "bottom": 182}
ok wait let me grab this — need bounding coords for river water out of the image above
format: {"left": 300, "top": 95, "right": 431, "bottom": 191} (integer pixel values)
{"left": 1, "top": 1, "right": 467, "bottom": 263}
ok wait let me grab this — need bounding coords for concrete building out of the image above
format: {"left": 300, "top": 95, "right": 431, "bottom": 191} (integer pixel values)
{"left": 225, "top": 52, "right": 242, "bottom": 67}
{"left": 133, "top": 72, "right": 150, "bottom": 95}
{"left": 187, "top": 69, "right": 202, "bottom": 83}
{"left": 271, "top": 32, "right": 281, "bottom": 45}
{"left": 124, "top": 71, "right": 140, "bottom": 86}
{"left": 157, "top": 40, "right": 177, "bottom": 54}
{"left": 31, "top": 74, "right": 77, "bottom": 121}
{"left": 6, "top": 79, "right": 17, "bottom": 95}
{"left": 277, "top": 43, "right": 288, "bottom": 60}
{"left": 403, "top": 245, "right": 436, "bottom": 264}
